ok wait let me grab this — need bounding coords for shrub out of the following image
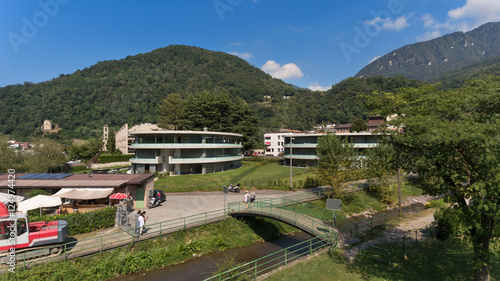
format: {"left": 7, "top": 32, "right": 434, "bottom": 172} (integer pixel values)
{"left": 98, "top": 154, "right": 133, "bottom": 163}
{"left": 30, "top": 206, "right": 117, "bottom": 235}
{"left": 433, "top": 207, "right": 467, "bottom": 241}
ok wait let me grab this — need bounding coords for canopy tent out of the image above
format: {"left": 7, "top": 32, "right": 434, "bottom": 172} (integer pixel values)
{"left": 18, "top": 195, "right": 62, "bottom": 215}
{"left": 53, "top": 188, "right": 114, "bottom": 200}
{"left": 0, "top": 192, "right": 24, "bottom": 204}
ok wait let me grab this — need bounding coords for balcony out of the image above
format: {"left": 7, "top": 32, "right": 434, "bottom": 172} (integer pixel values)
{"left": 130, "top": 156, "right": 163, "bottom": 164}
{"left": 130, "top": 142, "right": 242, "bottom": 149}
{"left": 283, "top": 143, "right": 318, "bottom": 148}
{"left": 283, "top": 154, "right": 318, "bottom": 160}
{"left": 168, "top": 155, "right": 243, "bottom": 164}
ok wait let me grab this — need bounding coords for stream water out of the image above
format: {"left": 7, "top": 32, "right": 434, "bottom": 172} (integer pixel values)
{"left": 115, "top": 231, "right": 315, "bottom": 281}
{"left": 116, "top": 202, "right": 426, "bottom": 281}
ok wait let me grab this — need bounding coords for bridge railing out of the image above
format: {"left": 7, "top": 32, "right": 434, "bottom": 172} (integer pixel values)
{"left": 204, "top": 231, "right": 337, "bottom": 281}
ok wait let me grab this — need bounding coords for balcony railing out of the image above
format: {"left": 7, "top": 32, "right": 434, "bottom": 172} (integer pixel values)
{"left": 131, "top": 143, "right": 241, "bottom": 148}
{"left": 168, "top": 155, "right": 243, "bottom": 164}
{"left": 130, "top": 156, "right": 163, "bottom": 164}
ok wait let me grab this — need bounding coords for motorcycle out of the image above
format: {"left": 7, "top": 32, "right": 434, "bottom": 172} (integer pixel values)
{"left": 149, "top": 197, "right": 160, "bottom": 208}
{"left": 227, "top": 183, "right": 240, "bottom": 193}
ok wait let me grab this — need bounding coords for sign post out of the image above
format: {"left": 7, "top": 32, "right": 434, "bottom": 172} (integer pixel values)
{"left": 222, "top": 186, "right": 228, "bottom": 214}
{"left": 326, "top": 199, "right": 342, "bottom": 227}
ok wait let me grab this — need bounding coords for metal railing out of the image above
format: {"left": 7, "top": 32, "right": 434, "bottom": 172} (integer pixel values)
{"left": 358, "top": 245, "right": 391, "bottom": 265}
{"left": 204, "top": 231, "right": 337, "bottom": 281}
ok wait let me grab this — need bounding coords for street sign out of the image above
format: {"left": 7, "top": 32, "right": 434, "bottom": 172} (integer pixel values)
{"left": 223, "top": 186, "right": 228, "bottom": 194}
{"left": 326, "top": 199, "right": 342, "bottom": 211}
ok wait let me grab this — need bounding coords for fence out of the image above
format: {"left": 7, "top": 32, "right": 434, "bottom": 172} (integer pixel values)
{"left": 358, "top": 245, "right": 391, "bottom": 266}
{"left": 2, "top": 191, "right": 329, "bottom": 272}
{"left": 204, "top": 231, "right": 337, "bottom": 281}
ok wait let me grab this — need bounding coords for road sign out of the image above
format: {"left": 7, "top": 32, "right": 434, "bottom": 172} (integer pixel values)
{"left": 223, "top": 186, "right": 228, "bottom": 194}
{"left": 326, "top": 199, "right": 342, "bottom": 211}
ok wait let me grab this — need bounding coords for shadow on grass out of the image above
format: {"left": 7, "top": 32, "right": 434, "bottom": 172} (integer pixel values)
{"left": 346, "top": 239, "right": 500, "bottom": 281}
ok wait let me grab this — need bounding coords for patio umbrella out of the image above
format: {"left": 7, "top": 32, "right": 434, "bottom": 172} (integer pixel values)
{"left": 109, "top": 193, "right": 128, "bottom": 200}
{"left": 18, "top": 195, "right": 62, "bottom": 216}
{"left": 0, "top": 192, "right": 24, "bottom": 204}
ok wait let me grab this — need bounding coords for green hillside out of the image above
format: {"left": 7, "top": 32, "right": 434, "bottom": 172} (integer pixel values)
{"left": 0, "top": 45, "right": 295, "bottom": 138}
{"left": 355, "top": 22, "right": 500, "bottom": 81}
{"left": 430, "top": 55, "right": 500, "bottom": 89}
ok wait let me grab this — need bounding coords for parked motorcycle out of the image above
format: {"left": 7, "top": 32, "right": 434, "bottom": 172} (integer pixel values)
{"left": 228, "top": 183, "right": 240, "bottom": 193}
{"left": 149, "top": 197, "right": 160, "bottom": 208}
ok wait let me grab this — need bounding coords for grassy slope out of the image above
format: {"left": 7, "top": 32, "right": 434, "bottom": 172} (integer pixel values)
{"left": 266, "top": 239, "right": 500, "bottom": 281}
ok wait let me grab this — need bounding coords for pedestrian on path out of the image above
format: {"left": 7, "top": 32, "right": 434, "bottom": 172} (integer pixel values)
{"left": 137, "top": 210, "right": 145, "bottom": 236}
{"left": 250, "top": 189, "right": 256, "bottom": 208}
{"left": 244, "top": 190, "right": 250, "bottom": 209}
{"left": 141, "top": 211, "right": 148, "bottom": 233}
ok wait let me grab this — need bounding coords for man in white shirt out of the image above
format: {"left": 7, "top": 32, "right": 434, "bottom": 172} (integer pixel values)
{"left": 137, "top": 211, "right": 145, "bottom": 236}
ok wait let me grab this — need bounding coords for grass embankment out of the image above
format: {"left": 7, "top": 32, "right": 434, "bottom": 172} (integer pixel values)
{"left": 265, "top": 239, "right": 500, "bottom": 281}
{"left": 2, "top": 217, "right": 298, "bottom": 281}
{"left": 155, "top": 161, "right": 314, "bottom": 192}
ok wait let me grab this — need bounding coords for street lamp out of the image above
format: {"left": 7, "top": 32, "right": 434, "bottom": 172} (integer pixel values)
{"left": 289, "top": 136, "right": 294, "bottom": 190}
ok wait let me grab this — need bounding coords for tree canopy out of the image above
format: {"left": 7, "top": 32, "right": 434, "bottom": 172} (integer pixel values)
{"left": 367, "top": 76, "right": 500, "bottom": 281}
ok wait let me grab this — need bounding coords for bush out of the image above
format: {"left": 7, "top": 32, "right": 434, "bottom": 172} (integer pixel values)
{"left": 98, "top": 154, "right": 133, "bottom": 163}
{"left": 424, "top": 198, "right": 446, "bottom": 209}
{"left": 30, "top": 206, "right": 117, "bottom": 235}
{"left": 433, "top": 207, "right": 467, "bottom": 241}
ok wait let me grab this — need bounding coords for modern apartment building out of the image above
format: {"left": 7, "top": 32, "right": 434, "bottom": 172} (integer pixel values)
{"left": 283, "top": 132, "right": 380, "bottom": 167}
{"left": 129, "top": 127, "right": 243, "bottom": 175}
{"left": 263, "top": 132, "right": 293, "bottom": 156}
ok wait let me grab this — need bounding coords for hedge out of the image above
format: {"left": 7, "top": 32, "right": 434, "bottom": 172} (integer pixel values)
{"left": 30, "top": 206, "right": 117, "bottom": 235}
{"left": 98, "top": 154, "right": 133, "bottom": 163}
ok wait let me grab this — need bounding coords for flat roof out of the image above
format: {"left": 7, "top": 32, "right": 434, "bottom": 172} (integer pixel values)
{"left": 130, "top": 130, "right": 242, "bottom": 138}
{"left": 0, "top": 173, "right": 155, "bottom": 189}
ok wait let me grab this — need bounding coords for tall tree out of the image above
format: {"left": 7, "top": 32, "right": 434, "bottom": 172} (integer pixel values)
{"left": 363, "top": 143, "right": 397, "bottom": 203}
{"left": 350, "top": 118, "right": 368, "bottom": 132}
{"left": 157, "top": 93, "right": 186, "bottom": 130}
{"left": 27, "top": 139, "right": 68, "bottom": 173}
{"left": 0, "top": 134, "right": 19, "bottom": 173}
{"left": 367, "top": 77, "right": 500, "bottom": 281}
{"left": 315, "top": 133, "right": 359, "bottom": 198}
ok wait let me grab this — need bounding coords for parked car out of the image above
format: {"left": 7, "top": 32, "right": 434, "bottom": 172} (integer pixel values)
{"left": 153, "top": 190, "right": 166, "bottom": 203}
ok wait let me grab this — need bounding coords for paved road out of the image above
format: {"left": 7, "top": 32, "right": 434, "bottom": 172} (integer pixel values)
{"left": 140, "top": 189, "right": 315, "bottom": 225}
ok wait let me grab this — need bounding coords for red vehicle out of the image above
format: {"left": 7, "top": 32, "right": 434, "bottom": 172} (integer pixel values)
{"left": 0, "top": 202, "right": 69, "bottom": 253}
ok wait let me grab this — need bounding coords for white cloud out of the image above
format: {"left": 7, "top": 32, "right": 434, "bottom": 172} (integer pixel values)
{"left": 421, "top": 13, "right": 435, "bottom": 28}
{"left": 230, "top": 51, "right": 253, "bottom": 60}
{"left": 364, "top": 13, "right": 413, "bottom": 31}
{"left": 416, "top": 30, "right": 442, "bottom": 42}
{"left": 308, "top": 82, "right": 331, "bottom": 92}
{"left": 448, "top": 0, "right": 500, "bottom": 24}
{"left": 230, "top": 42, "right": 242, "bottom": 46}
{"left": 369, "top": 56, "right": 381, "bottom": 64}
{"left": 261, "top": 60, "right": 304, "bottom": 80}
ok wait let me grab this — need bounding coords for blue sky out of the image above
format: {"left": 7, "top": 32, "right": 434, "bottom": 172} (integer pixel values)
{"left": 1, "top": 0, "right": 500, "bottom": 90}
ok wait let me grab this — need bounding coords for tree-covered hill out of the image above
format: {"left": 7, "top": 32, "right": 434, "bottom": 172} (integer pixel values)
{"left": 355, "top": 22, "right": 500, "bottom": 81}
{"left": 430, "top": 55, "right": 500, "bottom": 89}
{"left": 0, "top": 45, "right": 295, "bottom": 138}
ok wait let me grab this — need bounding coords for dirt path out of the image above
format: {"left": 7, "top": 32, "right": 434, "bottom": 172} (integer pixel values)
{"left": 343, "top": 208, "right": 436, "bottom": 261}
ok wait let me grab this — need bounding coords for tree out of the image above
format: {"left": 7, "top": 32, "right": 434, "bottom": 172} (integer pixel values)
{"left": 157, "top": 93, "right": 186, "bottom": 130}
{"left": 350, "top": 118, "right": 368, "bottom": 132}
{"left": 363, "top": 143, "right": 397, "bottom": 203}
{"left": 27, "top": 139, "right": 68, "bottom": 173}
{"left": 367, "top": 77, "right": 500, "bottom": 281}
{"left": 68, "top": 139, "right": 101, "bottom": 161}
{"left": 315, "top": 133, "right": 359, "bottom": 198}
{"left": 0, "top": 134, "right": 19, "bottom": 173}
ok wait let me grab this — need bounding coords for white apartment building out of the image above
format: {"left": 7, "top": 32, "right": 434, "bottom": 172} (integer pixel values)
{"left": 263, "top": 132, "right": 293, "bottom": 156}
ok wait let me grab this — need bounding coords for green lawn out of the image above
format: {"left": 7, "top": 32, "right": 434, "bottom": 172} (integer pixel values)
{"left": 154, "top": 161, "right": 316, "bottom": 192}
{"left": 266, "top": 239, "right": 500, "bottom": 281}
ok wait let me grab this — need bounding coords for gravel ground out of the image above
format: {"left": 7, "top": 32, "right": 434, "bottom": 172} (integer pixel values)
{"left": 342, "top": 205, "right": 437, "bottom": 262}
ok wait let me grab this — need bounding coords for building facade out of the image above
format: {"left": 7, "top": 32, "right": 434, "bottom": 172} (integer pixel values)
{"left": 115, "top": 123, "right": 159, "bottom": 154}
{"left": 130, "top": 128, "right": 243, "bottom": 175}
{"left": 283, "top": 132, "right": 380, "bottom": 167}
{"left": 263, "top": 132, "right": 293, "bottom": 156}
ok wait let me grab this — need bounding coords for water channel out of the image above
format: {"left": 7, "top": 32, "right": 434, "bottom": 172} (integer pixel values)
{"left": 115, "top": 202, "right": 426, "bottom": 281}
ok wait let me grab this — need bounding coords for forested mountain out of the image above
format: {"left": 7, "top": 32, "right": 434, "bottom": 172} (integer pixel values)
{"left": 0, "top": 45, "right": 296, "bottom": 138}
{"left": 355, "top": 22, "right": 500, "bottom": 81}
{"left": 0, "top": 44, "right": 423, "bottom": 141}
{"left": 430, "top": 55, "right": 500, "bottom": 89}
{"left": 258, "top": 75, "right": 424, "bottom": 131}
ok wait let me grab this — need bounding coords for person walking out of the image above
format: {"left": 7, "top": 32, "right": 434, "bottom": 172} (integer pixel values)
{"left": 137, "top": 210, "right": 145, "bottom": 236}
{"left": 141, "top": 211, "right": 148, "bottom": 233}
{"left": 250, "top": 189, "right": 256, "bottom": 208}
{"left": 244, "top": 190, "right": 250, "bottom": 209}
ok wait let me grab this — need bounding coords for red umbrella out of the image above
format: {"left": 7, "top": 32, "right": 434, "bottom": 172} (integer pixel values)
{"left": 109, "top": 193, "right": 128, "bottom": 200}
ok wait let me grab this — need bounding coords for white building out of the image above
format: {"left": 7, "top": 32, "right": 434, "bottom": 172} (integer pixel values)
{"left": 263, "top": 132, "right": 294, "bottom": 156}
{"left": 129, "top": 127, "right": 243, "bottom": 175}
